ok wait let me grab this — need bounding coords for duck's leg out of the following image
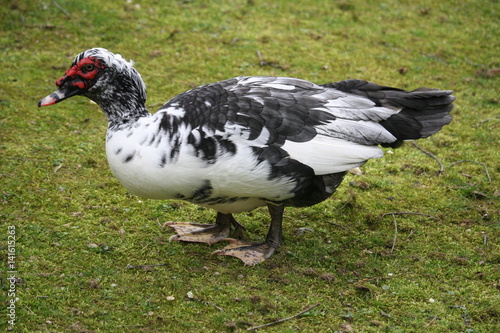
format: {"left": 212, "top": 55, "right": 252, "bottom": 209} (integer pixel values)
{"left": 166, "top": 213, "right": 244, "bottom": 245}
{"left": 213, "top": 203, "right": 284, "bottom": 265}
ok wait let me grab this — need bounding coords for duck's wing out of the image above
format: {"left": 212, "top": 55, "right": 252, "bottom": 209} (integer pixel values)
{"left": 157, "top": 76, "right": 453, "bottom": 174}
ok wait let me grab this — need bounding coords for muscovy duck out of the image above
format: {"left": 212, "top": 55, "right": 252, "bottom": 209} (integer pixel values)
{"left": 39, "top": 48, "right": 454, "bottom": 265}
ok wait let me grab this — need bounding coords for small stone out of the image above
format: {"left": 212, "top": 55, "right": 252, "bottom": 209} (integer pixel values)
{"left": 349, "top": 167, "right": 363, "bottom": 175}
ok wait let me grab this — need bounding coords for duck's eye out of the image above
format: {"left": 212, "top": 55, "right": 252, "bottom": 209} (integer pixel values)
{"left": 83, "top": 64, "right": 95, "bottom": 72}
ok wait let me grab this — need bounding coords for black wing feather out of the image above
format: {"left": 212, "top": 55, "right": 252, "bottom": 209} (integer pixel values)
{"left": 160, "top": 77, "right": 336, "bottom": 146}
{"left": 322, "top": 79, "right": 454, "bottom": 147}
{"left": 160, "top": 77, "right": 453, "bottom": 150}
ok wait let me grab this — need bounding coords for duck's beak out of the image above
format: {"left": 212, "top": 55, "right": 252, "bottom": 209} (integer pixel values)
{"left": 38, "top": 75, "right": 84, "bottom": 107}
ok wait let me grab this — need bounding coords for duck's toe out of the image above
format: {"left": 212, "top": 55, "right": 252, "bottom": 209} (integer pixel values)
{"left": 212, "top": 238, "right": 277, "bottom": 265}
{"left": 165, "top": 222, "right": 230, "bottom": 245}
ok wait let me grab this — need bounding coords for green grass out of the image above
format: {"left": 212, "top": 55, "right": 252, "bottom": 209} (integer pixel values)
{"left": 1, "top": 0, "right": 499, "bottom": 332}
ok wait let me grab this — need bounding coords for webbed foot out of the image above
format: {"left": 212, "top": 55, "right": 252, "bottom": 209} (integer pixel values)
{"left": 212, "top": 238, "right": 277, "bottom": 265}
{"left": 165, "top": 212, "right": 245, "bottom": 245}
{"left": 166, "top": 204, "right": 285, "bottom": 266}
{"left": 165, "top": 222, "right": 230, "bottom": 244}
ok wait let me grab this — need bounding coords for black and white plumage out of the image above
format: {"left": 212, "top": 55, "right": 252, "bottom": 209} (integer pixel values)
{"left": 39, "top": 48, "right": 454, "bottom": 265}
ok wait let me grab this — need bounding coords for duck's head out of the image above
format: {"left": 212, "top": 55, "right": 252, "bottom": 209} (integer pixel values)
{"left": 38, "top": 48, "right": 147, "bottom": 117}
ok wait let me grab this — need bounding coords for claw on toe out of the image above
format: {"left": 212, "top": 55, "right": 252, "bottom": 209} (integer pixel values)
{"left": 164, "top": 222, "right": 230, "bottom": 245}
{"left": 212, "top": 238, "right": 276, "bottom": 266}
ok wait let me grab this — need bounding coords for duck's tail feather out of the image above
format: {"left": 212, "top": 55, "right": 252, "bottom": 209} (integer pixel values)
{"left": 322, "top": 80, "right": 455, "bottom": 148}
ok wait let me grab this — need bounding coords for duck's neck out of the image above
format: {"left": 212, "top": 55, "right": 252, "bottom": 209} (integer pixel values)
{"left": 88, "top": 69, "right": 151, "bottom": 128}
{"left": 102, "top": 99, "right": 150, "bottom": 130}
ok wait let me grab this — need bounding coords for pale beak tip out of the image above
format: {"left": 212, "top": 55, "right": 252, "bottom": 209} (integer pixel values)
{"left": 38, "top": 95, "right": 57, "bottom": 107}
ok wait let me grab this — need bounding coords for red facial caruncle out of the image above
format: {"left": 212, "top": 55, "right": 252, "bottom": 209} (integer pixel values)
{"left": 56, "top": 56, "right": 105, "bottom": 89}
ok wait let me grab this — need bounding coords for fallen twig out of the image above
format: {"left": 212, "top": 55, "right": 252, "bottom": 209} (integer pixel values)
{"left": 406, "top": 229, "right": 415, "bottom": 240}
{"left": 475, "top": 116, "right": 500, "bottom": 127}
{"left": 381, "top": 212, "right": 438, "bottom": 253}
{"left": 52, "top": 0, "right": 70, "bottom": 16}
{"left": 54, "top": 163, "right": 63, "bottom": 173}
{"left": 381, "top": 212, "right": 438, "bottom": 220}
{"left": 187, "top": 293, "right": 225, "bottom": 312}
{"left": 205, "top": 301, "right": 224, "bottom": 312}
{"left": 247, "top": 303, "right": 321, "bottom": 331}
{"left": 424, "top": 316, "right": 439, "bottom": 328}
{"left": 448, "top": 160, "right": 491, "bottom": 182}
{"left": 410, "top": 141, "right": 444, "bottom": 172}
{"left": 389, "top": 213, "right": 398, "bottom": 253}
{"left": 25, "top": 306, "right": 36, "bottom": 315}
{"left": 326, "top": 221, "right": 351, "bottom": 231}
{"left": 126, "top": 263, "right": 168, "bottom": 269}
{"left": 338, "top": 190, "right": 356, "bottom": 211}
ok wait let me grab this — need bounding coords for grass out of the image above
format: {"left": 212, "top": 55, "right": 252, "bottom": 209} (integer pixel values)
{"left": 1, "top": 0, "right": 499, "bottom": 332}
